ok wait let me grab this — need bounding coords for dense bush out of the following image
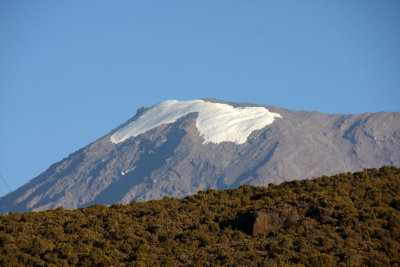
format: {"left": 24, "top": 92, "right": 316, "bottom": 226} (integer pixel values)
{"left": 0, "top": 166, "right": 399, "bottom": 266}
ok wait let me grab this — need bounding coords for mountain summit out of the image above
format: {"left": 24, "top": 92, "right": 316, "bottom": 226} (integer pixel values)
{"left": 1, "top": 99, "right": 399, "bottom": 213}
{"left": 110, "top": 99, "right": 281, "bottom": 144}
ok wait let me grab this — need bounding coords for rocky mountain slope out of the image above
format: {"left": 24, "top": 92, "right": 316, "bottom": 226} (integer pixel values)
{"left": 1, "top": 98, "right": 399, "bottom": 213}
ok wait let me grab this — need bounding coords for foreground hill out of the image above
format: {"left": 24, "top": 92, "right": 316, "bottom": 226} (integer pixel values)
{"left": 1, "top": 99, "right": 399, "bottom": 213}
{"left": 1, "top": 166, "right": 399, "bottom": 266}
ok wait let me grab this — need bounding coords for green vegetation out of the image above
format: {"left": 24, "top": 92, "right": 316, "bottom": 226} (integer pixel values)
{"left": 1, "top": 166, "right": 400, "bottom": 266}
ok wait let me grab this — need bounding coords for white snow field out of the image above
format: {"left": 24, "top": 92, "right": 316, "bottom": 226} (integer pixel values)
{"left": 110, "top": 100, "right": 282, "bottom": 144}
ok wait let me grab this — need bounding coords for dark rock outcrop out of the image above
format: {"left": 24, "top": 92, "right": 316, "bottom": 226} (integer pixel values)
{"left": 231, "top": 204, "right": 300, "bottom": 235}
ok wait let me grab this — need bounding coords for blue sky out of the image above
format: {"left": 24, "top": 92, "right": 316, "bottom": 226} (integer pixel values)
{"left": 1, "top": 1, "right": 399, "bottom": 197}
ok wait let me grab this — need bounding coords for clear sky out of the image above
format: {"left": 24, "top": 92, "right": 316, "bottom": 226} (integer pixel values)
{"left": 1, "top": 1, "right": 399, "bottom": 197}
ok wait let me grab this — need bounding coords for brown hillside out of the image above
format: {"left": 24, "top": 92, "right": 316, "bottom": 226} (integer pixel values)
{"left": 1, "top": 166, "right": 399, "bottom": 266}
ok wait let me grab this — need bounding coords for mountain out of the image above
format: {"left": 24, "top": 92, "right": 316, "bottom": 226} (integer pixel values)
{"left": 1, "top": 167, "right": 400, "bottom": 266}
{"left": 1, "top": 98, "right": 399, "bottom": 213}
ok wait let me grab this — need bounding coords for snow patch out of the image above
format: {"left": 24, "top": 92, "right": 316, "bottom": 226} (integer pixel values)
{"left": 110, "top": 100, "right": 282, "bottom": 144}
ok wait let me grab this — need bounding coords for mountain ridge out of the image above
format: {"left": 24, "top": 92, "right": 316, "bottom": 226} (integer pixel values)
{"left": 1, "top": 99, "right": 399, "bottom": 213}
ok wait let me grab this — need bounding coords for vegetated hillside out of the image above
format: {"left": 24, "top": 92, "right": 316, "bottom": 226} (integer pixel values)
{"left": 1, "top": 166, "right": 400, "bottom": 266}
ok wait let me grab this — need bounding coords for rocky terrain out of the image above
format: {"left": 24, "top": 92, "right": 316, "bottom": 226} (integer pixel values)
{"left": 1, "top": 98, "right": 399, "bottom": 213}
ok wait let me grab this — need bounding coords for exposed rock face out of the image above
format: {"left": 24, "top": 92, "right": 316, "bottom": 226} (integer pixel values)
{"left": 224, "top": 203, "right": 300, "bottom": 235}
{"left": 1, "top": 98, "right": 399, "bottom": 213}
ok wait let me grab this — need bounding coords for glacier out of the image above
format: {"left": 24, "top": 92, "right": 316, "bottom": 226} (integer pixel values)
{"left": 110, "top": 99, "right": 282, "bottom": 144}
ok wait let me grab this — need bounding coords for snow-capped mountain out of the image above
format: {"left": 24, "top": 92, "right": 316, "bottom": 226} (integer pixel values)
{"left": 1, "top": 98, "right": 399, "bottom": 213}
{"left": 110, "top": 100, "right": 281, "bottom": 144}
